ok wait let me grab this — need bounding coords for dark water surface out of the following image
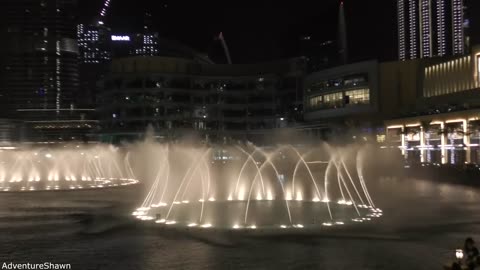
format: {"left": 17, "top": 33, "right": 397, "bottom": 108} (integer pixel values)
{"left": 1, "top": 177, "right": 479, "bottom": 270}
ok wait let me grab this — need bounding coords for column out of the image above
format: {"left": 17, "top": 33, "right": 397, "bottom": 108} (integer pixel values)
{"left": 464, "top": 119, "right": 471, "bottom": 163}
{"left": 440, "top": 122, "right": 447, "bottom": 164}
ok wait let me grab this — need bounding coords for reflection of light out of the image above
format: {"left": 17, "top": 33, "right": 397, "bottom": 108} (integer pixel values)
{"left": 155, "top": 219, "right": 166, "bottom": 223}
{"left": 201, "top": 224, "right": 212, "bottom": 228}
{"left": 188, "top": 223, "right": 197, "bottom": 227}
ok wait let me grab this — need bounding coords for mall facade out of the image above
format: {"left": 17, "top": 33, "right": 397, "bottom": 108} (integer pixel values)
{"left": 97, "top": 56, "right": 305, "bottom": 143}
{"left": 385, "top": 46, "right": 480, "bottom": 164}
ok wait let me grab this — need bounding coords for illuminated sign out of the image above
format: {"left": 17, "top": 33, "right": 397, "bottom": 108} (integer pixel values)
{"left": 111, "top": 35, "right": 131, "bottom": 41}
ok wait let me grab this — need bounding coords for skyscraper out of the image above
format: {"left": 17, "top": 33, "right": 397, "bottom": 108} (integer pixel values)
{"left": 0, "top": 0, "right": 79, "bottom": 117}
{"left": 0, "top": 0, "right": 97, "bottom": 141}
{"left": 397, "top": 0, "right": 468, "bottom": 60}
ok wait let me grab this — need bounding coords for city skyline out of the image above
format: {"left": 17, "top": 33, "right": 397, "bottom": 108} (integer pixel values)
{"left": 78, "top": 0, "right": 400, "bottom": 64}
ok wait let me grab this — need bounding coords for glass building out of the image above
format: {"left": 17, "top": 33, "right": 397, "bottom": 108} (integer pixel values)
{"left": 0, "top": 0, "right": 96, "bottom": 141}
{"left": 397, "top": 0, "right": 468, "bottom": 60}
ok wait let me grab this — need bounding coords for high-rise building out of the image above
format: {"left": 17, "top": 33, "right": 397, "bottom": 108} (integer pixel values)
{"left": 77, "top": 23, "right": 111, "bottom": 64}
{"left": 397, "top": 0, "right": 468, "bottom": 60}
{"left": 0, "top": 0, "right": 97, "bottom": 142}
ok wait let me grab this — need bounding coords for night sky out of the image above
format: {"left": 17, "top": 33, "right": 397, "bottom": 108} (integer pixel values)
{"left": 79, "top": 0, "right": 479, "bottom": 64}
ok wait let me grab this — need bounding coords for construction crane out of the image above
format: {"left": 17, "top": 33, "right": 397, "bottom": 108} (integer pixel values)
{"left": 97, "top": 0, "right": 112, "bottom": 25}
{"left": 217, "top": 32, "right": 232, "bottom": 64}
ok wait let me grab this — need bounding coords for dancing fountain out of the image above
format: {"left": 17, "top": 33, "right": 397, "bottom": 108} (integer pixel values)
{"left": 133, "top": 143, "right": 382, "bottom": 232}
{"left": 0, "top": 144, "right": 138, "bottom": 192}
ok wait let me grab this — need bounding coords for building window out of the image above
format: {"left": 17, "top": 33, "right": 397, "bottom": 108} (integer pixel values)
{"left": 309, "top": 95, "right": 322, "bottom": 108}
{"left": 345, "top": 88, "right": 370, "bottom": 105}
{"left": 322, "top": 92, "right": 343, "bottom": 109}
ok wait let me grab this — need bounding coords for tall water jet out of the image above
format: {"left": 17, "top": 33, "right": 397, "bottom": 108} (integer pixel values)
{"left": 133, "top": 143, "right": 381, "bottom": 231}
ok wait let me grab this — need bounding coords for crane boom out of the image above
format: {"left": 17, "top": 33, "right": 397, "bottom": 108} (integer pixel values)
{"left": 98, "top": 0, "right": 112, "bottom": 24}
{"left": 218, "top": 32, "right": 232, "bottom": 64}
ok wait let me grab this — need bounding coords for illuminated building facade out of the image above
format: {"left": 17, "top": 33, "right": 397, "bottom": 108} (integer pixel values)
{"left": 97, "top": 56, "right": 305, "bottom": 143}
{"left": 397, "top": 0, "right": 468, "bottom": 60}
{"left": 0, "top": 0, "right": 97, "bottom": 141}
{"left": 386, "top": 46, "right": 480, "bottom": 165}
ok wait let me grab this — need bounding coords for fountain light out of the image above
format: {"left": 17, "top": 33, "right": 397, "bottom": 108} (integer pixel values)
{"left": 173, "top": 201, "right": 181, "bottom": 205}
{"left": 227, "top": 195, "right": 233, "bottom": 201}
{"left": 187, "top": 223, "right": 197, "bottom": 227}
{"left": 198, "top": 199, "right": 205, "bottom": 202}
{"left": 201, "top": 223, "right": 212, "bottom": 228}
{"left": 280, "top": 225, "right": 287, "bottom": 229}
{"left": 248, "top": 225, "right": 257, "bottom": 229}
{"left": 256, "top": 193, "right": 262, "bottom": 200}
{"left": 335, "top": 221, "right": 345, "bottom": 225}
{"left": 266, "top": 191, "right": 273, "bottom": 200}
{"left": 155, "top": 219, "right": 166, "bottom": 224}
{"left": 208, "top": 197, "right": 215, "bottom": 202}
{"left": 232, "top": 224, "right": 241, "bottom": 229}
{"left": 295, "top": 191, "right": 303, "bottom": 201}
{"left": 182, "top": 200, "right": 189, "bottom": 204}
{"left": 312, "top": 197, "right": 320, "bottom": 202}
{"left": 45, "top": 153, "right": 52, "bottom": 158}
{"left": 165, "top": 221, "right": 176, "bottom": 225}
{"left": 322, "top": 222, "right": 333, "bottom": 226}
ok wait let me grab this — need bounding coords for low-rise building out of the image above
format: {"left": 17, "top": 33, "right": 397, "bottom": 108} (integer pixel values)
{"left": 97, "top": 56, "right": 305, "bottom": 144}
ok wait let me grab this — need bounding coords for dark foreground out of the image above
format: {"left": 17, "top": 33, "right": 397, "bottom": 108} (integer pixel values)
{"left": 1, "top": 177, "right": 480, "bottom": 270}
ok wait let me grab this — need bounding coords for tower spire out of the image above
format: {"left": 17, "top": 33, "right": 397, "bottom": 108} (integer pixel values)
{"left": 338, "top": 1, "right": 348, "bottom": 64}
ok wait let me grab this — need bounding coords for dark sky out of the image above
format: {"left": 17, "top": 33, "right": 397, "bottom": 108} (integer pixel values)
{"left": 79, "top": 0, "right": 479, "bottom": 64}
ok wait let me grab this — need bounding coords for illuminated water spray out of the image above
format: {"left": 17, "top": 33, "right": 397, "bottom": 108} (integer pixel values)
{"left": 0, "top": 144, "right": 138, "bottom": 192}
{"left": 134, "top": 143, "right": 381, "bottom": 231}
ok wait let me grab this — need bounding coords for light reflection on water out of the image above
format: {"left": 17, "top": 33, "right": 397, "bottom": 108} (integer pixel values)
{"left": 0, "top": 176, "right": 480, "bottom": 269}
